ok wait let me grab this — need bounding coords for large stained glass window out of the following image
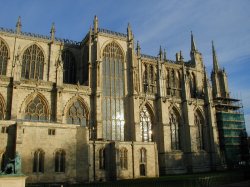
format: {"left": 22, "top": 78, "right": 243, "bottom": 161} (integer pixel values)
{"left": 62, "top": 50, "right": 76, "bottom": 84}
{"left": 24, "top": 95, "right": 49, "bottom": 121}
{"left": 140, "top": 106, "right": 153, "bottom": 142}
{"left": 0, "top": 39, "right": 8, "bottom": 76}
{"left": 21, "top": 44, "right": 44, "bottom": 80}
{"left": 102, "top": 42, "right": 124, "bottom": 141}
{"left": 66, "top": 100, "right": 87, "bottom": 126}
{"left": 169, "top": 111, "right": 180, "bottom": 150}
{"left": 195, "top": 111, "right": 205, "bottom": 150}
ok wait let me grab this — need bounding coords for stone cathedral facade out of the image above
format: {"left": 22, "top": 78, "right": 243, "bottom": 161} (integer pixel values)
{"left": 0, "top": 16, "right": 228, "bottom": 183}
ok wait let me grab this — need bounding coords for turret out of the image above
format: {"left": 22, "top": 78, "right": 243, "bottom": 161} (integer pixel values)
{"left": 16, "top": 16, "right": 22, "bottom": 34}
{"left": 190, "top": 32, "right": 203, "bottom": 69}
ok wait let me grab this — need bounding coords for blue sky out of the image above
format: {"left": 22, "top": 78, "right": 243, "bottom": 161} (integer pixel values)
{"left": 1, "top": 0, "right": 249, "bottom": 134}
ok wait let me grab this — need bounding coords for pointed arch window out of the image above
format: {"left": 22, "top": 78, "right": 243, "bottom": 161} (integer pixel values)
{"left": 102, "top": 42, "right": 125, "bottom": 141}
{"left": 188, "top": 72, "right": 196, "bottom": 98}
{"left": 120, "top": 148, "right": 128, "bottom": 170}
{"left": 99, "top": 148, "right": 105, "bottom": 170}
{"left": 195, "top": 112, "right": 205, "bottom": 150}
{"left": 66, "top": 100, "right": 87, "bottom": 126}
{"left": 139, "top": 148, "right": 147, "bottom": 176}
{"left": 143, "top": 64, "right": 156, "bottom": 94}
{"left": 169, "top": 110, "right": 181, "bottom": 150}
{"left": 33, "top": 149, "right": 44, "bottom": 173}
{"left": 0, "top": 39, "right": 8, "bottom": 76}
{"left": 55, "top": 150, "right": 65, "bottom": 172}
{"left": 62, "top": 50, "right": 76, "bottom": 84}
{"left": 24, "top": 95, "right": 49, "bottom": 121}
{"left": 140, "top": 106, "right": 153, "bottom": 142}
{"left": 166, "top": 69, "right": 181, "bottom": 97}
{"left": 21, "top": 44, "right": 44, "bottom": 80}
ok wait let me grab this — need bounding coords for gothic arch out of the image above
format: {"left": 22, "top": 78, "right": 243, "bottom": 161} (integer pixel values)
{"left": 21, "top": 43, "right": 45, "bottom": 80}
{"left": 194, "top": 107, "right": 205, "bottom": 123}
{"left": 169, "top": 104, "right": 182, "bottom": 119}
{"left": 140, "top": 102, "right": 155, "bottom": 119}
{"left": 139, "top": 103, "right": 155, "bottom": 142}
{"left": 101, "top": 40, "right": 125, "bottom": 61}
{"left": 0, "top": 37, "right": 10, "bottom": 57}
{"left": 0, "top": 37, "right": 10, "bottom": 76}
{"left": 20, "top": 92, "right": 50, "bottom": 121}
{"left": 169, "top": 105, "right": 182, "bottom": 150}
{"left": 194, "top": 108, "right": 206, "bottom": 150}
{"left": 63, "top": 96, "right": 89, "bottom": 126}
{"left": 0, "top": 93, "right": 6, "bottom": 120}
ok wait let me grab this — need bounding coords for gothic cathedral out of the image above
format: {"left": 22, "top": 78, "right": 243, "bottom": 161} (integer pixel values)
{"left": 0, "top": 16, "right": 246, "bottom": 183}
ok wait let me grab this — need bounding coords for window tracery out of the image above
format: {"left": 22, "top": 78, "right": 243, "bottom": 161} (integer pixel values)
{"left": 166, "top": 68, "right": 181, "bottom": 97}
{"left": 140, "top": 106, "right": 153, "bottom": 142}
{"left": 102, "top": 42, "right": 125, "bottom": 140}
{"left": 24, "top": 95, "right": 49, "bottom": 121}
{"left": 0, "top": 39, "right": 8, "bottom": 76}
{"left": 143, "top": 64, "right": 156, "bottom": 94}
{"left": 21, "top": 44, "right": 44, "bottom": 80}
{"left": 66, "top": 100, "right": 87, "bottom": 126}
{"left": 120, "top": 148, "right": 128, "bottom": 170}
{"left": 33, "top": 149, "right": 44, "bottom": 173}
{"left": 169, "top": 110, "right": 181, "bottom": 150}
{"left": 195, "top": 111, "right": 205, "bottom": 150}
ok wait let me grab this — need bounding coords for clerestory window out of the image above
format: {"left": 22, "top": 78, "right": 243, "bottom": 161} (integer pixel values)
{"left": 21, "top": 44, "right": 44, "bottom": 80}
{"left": 0, "top": 39, "right": 8, "bottom": 76}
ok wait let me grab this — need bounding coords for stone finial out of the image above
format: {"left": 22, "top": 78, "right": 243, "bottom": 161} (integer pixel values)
{"left": 158, "top": 45, "right": 163, "bottom": 60}
{"left": 180, "top": 50, "right": 184, "bottom": 61}
{"left": 136, "top": 41, "right": 141, "bottom": 56}
{"left": 93, "top": 15, "right": 98, "bottom": 34}
{"left": 191, "top": 31, "right": 197, "bottom": 52}
{"left": 163, "top": 48, "right": 167, "bottom": 61}
{"left": 50, "top": 22, "right": 56, "bottom": 42}
{"left": 127, "top": 23, "right": 133, "bottom": 41}
{"left": 16, "top": 16, "right": 22, "bottom": 34}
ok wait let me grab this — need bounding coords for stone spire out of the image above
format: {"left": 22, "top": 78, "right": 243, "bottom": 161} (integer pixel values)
{"left": 93, "top": 15, "right": 98, "bottom": 34}
{"left": 191, "top": 31, "right": 197, "bottom": 52}
{"left": 50, "top": 22, "right": 55, "bottom": 42}
{"left": 16, "top": 16, "right": 22, "bottom": 34}
{"left": 212, "top": 41, "right": 219, "bottom": 72}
